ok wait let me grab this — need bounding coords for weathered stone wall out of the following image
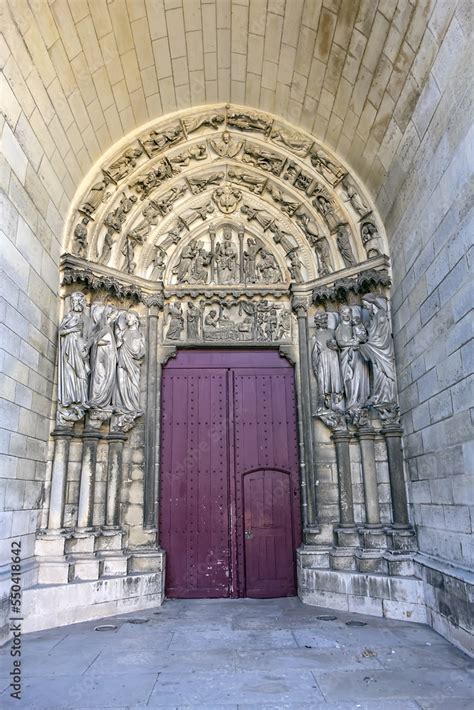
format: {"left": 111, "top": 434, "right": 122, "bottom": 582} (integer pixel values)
{"left": 374, "top": 3, "right": 472, "bottom": 647}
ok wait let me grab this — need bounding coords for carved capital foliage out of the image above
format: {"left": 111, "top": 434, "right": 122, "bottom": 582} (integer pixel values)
{"left": 291, "top": 295, "right": 310, "bottom": 317}
{"left": 312, "top": 268, "right": 392, "bottom": 305}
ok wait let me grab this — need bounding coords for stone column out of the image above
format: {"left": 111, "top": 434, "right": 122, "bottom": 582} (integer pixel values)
{"left": 383, "top": 423, "right": 410, "bottom": 528}
{"left": 47, "top": 427, "right": 74, "bottom": 531}
{"left": 332, "top": 430, "right": 354, "bottom": 527}
{"left": 144, "top": 298, "right": 161, "bottom": 531}
{"left": 103, "top": 432, "right": 127, "bottom": 529}
{"left": 357, "top": 427, "right": 381, "bottom": 527}
{"left": 76, "top": 425, "right": 102, "bottom": 532}
{"left": 292, "top": 297, "right": 318, "bottom": 543}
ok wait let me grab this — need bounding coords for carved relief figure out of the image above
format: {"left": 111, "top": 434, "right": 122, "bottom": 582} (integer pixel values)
{"left": 266, "top": 185, "right": 300, "bottom": 215}
{"left": 173, "top": 242, "right": 198, "bottom": 282}
{"left": 361, "top": 221, "right": 383, "bottom": 258}
{"left": 88, "top": 303, "right": 117, "bottom": 410}
{"left": 150, "top": 184, "right": 188, "bottom": 216}
{"left": 297, "top": 213, "right": 334, "bottom": 275}
{"left": 227, "top": 110, "right": 272, "bottom": 136}
{"left": 72, "top": 218, "right": 89, "bottom": 258}
{"left": 228, "top": 169, "right": 266, "bottom": 193}
{"left": 209, "top": 131, "right": 243, "bottom": 158}
{"left": 166, "top": 302, "right": 184, "bottom": 340}
{"left": 310, "top": 150, "right": 345, "bottom": 185}
{"left": 104, "top": 147, "right": 142, "bottom": 183}
{"left": 270, "top": 127, "right": 312, "bottom": 156}
{"left": 241, "top": 203, "right": 273, "bottom": 230}
{"left": 349, "top": 312, "right": 370, "bottom": 410}
{"left": 57, "top": 292, "right": 91, "bottom": 418}
{"left": 334, "top": 305, "right": 357, "bottom": 407}
{"left": 186, "top": 302, "right": 203, "bottom": 339}
{"left": 150, "top": 246, "right": 166, "bottom": 280}
{"left": 336, "top": 224, "right": 357, "bottom": 268}
{"left": 360, "top": 295, "right": 397, "bottom": 405}
{"left": 243, "top": 237, "right": 262, "bottom": 283}
{"left": 342, "top": 177, "right": 370, "bottom": 218}
{"left": 242, "top": 143, "right": 285, "bottom": 174}
{"left": 169, "top": 143, "right": 207, "bottom": 169}
{"left": 80, "top": 179, "right": 110, "bottom": 216}
{"left": 215, "top": 229, "right": 239, "bottom": 283}
{"left": 188, "top": 172, "right": 224, "bottom": 194}
{"left": 141, "top": 125, "right": 183, "bottom": 157}
{"left": 183, "top": 113, "right": 225, "bottom": 134}
{"left": 121, "top": 232, "right": 143, "bottom": 274}
{"left": 113, "top": 311, "right": 145, "bottom": 414}
{"left": 287, "top": 250, "right": 304, "bottom": 282}
{"left": 314, "top": 194, "right": 340, "bottom": 231}
{"left": 312, "top": 313, "right": 343, "bottom": 411}
{"left": 189, "top": 242, "right": 212, "bottom": 283}
{"left": 258, "top": 249, "right": 281, "bottom": 284}
{"left": 129, "top": 161, "right": 172, "bottom": 199}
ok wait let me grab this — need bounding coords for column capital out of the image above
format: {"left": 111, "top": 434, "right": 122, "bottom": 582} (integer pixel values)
{"left": 51, "top": 427, "right": 75, "bottom": 439}
{"left": 291, "top": 295, "right": 310, "bottom": 317}
{"left": 331, "top": 429, "right": 352, "bottom": 443}
{"left": 382, "top": 424, "right": 403, "bottom": 437}
{"left": 356, "top": 426, "right": 377, "bottom": 440}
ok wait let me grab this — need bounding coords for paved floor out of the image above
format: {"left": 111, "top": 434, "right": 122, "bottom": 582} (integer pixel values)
{"left": 0, "top": 597, "right": 472, "bottom": 709}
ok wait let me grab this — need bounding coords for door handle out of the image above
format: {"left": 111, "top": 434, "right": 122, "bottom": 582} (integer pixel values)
{"left": 244, "top": 530, "right": 253, "bottom": 540}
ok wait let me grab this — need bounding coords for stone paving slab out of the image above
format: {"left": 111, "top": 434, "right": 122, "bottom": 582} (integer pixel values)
{"left": 0, "top": 597, "right": 472, "bottom": 708}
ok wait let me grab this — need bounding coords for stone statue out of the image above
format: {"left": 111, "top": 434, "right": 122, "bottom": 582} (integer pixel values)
{"left": 360, "top": 294, "right": 397, "bottom": 405}
{"left": 215, "top": 229, "right": 239, "bottom": 283}
{"left": 312, "top": 313, "right": 343, "bottom": 411}
{"left": 72, "top": 218, "right": 89, "bottom": 258}
{"left": 113, "top": 311, "right": 145, "bottom": 414}
{"left": 141, "top": 124, "right": 183, "bottom": 157}
{"left": 183, "top": 113, "right": 225, "bottom": 134}
{"left": 266, "top": 185, "right": 300, "bottom": 215}
{"left": 228, "top": 169, "right": 266, "bottom": 193}
{"left": 258, "top": 249, "right": 281, "bottom": 284}
{"left": 166, "top": 302, "right": 184, "bottom": 340}
{"left": 342, "top": 177, "right": 369, "bottom": 218}
{"left": 88, "top": 303, "right": 117, "bottom": 410}
{"left": 186, "top": 302, "right": 202, "bottom": 339}
{"left": 287, "top": 250, "right": 303, "bottom": 282}
{"left": 121, "top": 233, "right": 143, "bottom": 274}
{"left": 349, "top": 311, "right": 370, "bottom": 410}
{"left": 241, "top": 203, "right": 273, "bottom": 230}
{"left": 129, "top": 161, "right": 171, "bottom": 199}
{"left": 209, "top": 131, "right": 243, "bottom": 158}
{"left": 361, "top": 221, "right": 382, "bottom": 258}
{"left": 310, "top": 149, "right": 345, "bottom": 185}
{"left": 336, "top": 225, "right": 357, "bottom": 268}
{"left": 334, "top": 305, "right": 357, "bottom": 407}
{"left": 313, "top": 194, "right": 340, "bottom": 231}
{"left": 80, "top": 179, "right": 110, "bottom": 216}
{"left": 104, "top": 147, "right": 142, "bottom": 182}
{"left": 150, "top": 183, "right": 188, "bottom": 216}
{"left": 57, "top": 292, "right": 91, "bottom": 419}
{"left": 270, "top": 127, "right": 312, "bottom": 156}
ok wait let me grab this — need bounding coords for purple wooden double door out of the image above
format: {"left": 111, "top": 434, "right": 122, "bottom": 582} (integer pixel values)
{"left": 159, "top": 349, "right": 301, "bottom": 599}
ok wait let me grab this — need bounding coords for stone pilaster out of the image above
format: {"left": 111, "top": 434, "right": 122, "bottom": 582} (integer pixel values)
{"left": 76, "top": 425, "right": 102, "bottom": 532}
{"left": 144, "top": 300, "right": 161, "bottom": 532}
{"left": 103, "top": 431, "right": 127, "bottom": 530}
{"left": 382, "top": 423, "right": 410, "bottom": 528}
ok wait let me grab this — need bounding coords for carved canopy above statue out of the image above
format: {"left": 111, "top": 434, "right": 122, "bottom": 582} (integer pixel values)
{"left": 66, "top": 104, "right": 387, "bottom": 292}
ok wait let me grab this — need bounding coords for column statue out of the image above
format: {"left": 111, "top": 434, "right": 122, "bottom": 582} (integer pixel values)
{"left": 360, "top": 294, "right": 397, "bottom": 405}
{"left": 57, "top": 292, "right": 91, "bottom": 422}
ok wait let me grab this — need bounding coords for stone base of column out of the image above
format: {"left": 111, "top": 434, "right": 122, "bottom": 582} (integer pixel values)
{"left": 334, "top": 526, "right": 360, "bottom": 548}
{"left": 35, "top": 531, "right": 70, "bottom": 557}
{"left": 130, "top": 549, "right": 166, "bottom": 574}
{"left": 37, "top": 558, "right": 71, "bottom": 585}
{"left": 303, "top": 526, "right": 321, "bottom": 545}
{"left": 330, "top": 547, "right": 357, "bottom": 571}
{"left": 355, "top": 549, "right": 388, "bottom": 574}
{"left": 68, "top": 554, "right": 100, "bottom": 581}
{"left": 359, "top": 526, "right": 388, "bottom": 550}
{"left": 65, "top": 531, "right": 98, "bottom": 555}
{"left": 98, "top": 550, "right": 130, "bottom": 577}
{"left": 384, "top": 551, "right": 415, "bottom": 576}
{"left": 95, "top": 529, "right": 124, "bottom": 552}
{"left": 297, "top": 546, "right": 331, "bottom": 570}
{"left": 387, "top": 527, "right": 417, "bottom": 552}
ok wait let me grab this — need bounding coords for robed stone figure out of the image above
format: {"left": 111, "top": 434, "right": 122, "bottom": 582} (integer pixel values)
{"left": 88, "top": 303, "right": 117, "bottom": 409}
{"left": 58, "top": 292, "right": 91, "bottom": 412}
{"left": 360, "top": 294, "right": 397, "bottom": 405}
{"left": 312, "top": 313, "right": 343, "bottom": 410}
{"left": 114, "top": 311, "right": 145, "bottom": 413}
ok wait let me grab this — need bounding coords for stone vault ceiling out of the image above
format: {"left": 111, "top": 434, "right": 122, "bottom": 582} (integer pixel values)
{"left": 1, "top": 0, "right": 468, "bottom": 223}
